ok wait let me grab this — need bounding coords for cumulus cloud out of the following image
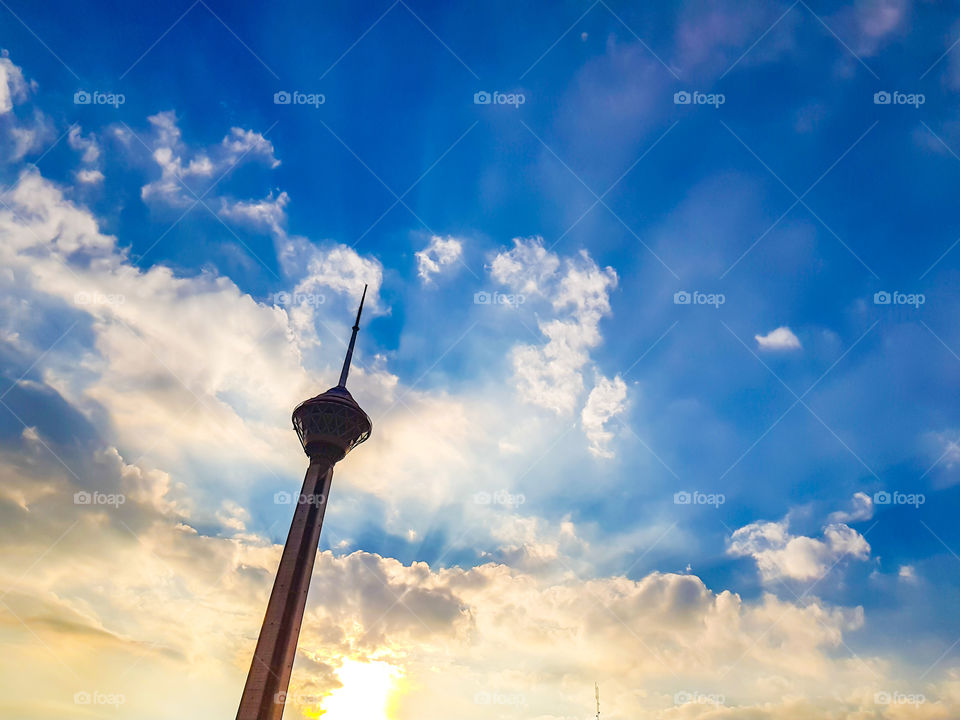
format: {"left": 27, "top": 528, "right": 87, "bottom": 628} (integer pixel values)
{"left": 0, "top": 51, "right": 29, "bottom": 113}
{"left": 68, "top": 125, "right": 100, "bottom": 164}
{"left": 899, "top": 564, "right": 917, "bottom": 583}
{"left": 0, "top": 168, "right": 386, "bottom": 490}
{"left": 490, "top": 236, "right": 560, "bottom": 295}
{"left": 493, "top": 237, "right": 618, "bottom": 416}
{"left": 0, "top": 439, "right": 949, "bottom": 720}
{"left": 139, "top": 111, "right": 280, "bottom": 207}
{"left": 67, "top": 126, "right": 104, "bottom": 184}
{"left": 0, "top": 161, "right": 515, "bottom": 557}
{"left": 755, "top": 326, "right": 801, "bottom": 351}
{"left": 828, "top": 491, "right": 874, "bottom": 524}
{"left": 4, "top": 107, "right": 54, "bottom": 162}
{"left": 220, "top": 190, "right": 289, "bottom": 236}
{"left": 0, "top": 427, "right": 903, "bottom": 717}
{"left": 280, "top": 235, "right": 385, "bottom": 315}
{"left": 728, "top": 516, "right": 870, "bottom": 583}
{"left": 0, "top": 115, "right": 533, "bottom": 552}
{"left": 221, "top": 127, "right": 281, "bottom": 168}
{"left": 581, "top": 373, "right": 627, "bottom": 458}
{"left": 75, "top": 168, "right": 105, "bottom": 184}
{"left": 415, "top": 235, "right": 463, "bottom": 282}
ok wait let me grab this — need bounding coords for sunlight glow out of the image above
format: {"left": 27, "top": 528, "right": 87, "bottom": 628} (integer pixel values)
{"left": 319, "top": 659, "right": 402, "bottom": 720}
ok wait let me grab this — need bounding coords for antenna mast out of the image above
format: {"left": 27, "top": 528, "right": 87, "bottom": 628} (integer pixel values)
{"left": 337, "top": 284, "right": 367, "bottom": 388}
{"left": 595, "top": 682, "right": 600, "bottom": 720}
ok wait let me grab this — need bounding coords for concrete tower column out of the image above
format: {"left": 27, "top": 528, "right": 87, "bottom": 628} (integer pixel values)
{"left": 236, "top": 457, "right": 333, "bottom": 720}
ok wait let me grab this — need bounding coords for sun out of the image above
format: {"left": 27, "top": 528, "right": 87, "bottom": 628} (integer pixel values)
{"left": 318, "top": 659, "right": 402, "bottom": 720}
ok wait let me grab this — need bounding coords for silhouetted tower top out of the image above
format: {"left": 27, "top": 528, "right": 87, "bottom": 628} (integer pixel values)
{"left": 292, "top": 285, "right": 372, "bottom": 461}
{"left": 338, "top": 283, "right": 366, "bottom": 388}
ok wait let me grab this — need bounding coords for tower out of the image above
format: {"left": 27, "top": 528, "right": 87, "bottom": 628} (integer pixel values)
{"left": 236, "top": 286, "right": 372, "bottom": 720}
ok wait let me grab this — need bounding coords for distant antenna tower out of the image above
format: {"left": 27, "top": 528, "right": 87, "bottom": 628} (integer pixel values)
{"left": 595, "top": 681, "right": 600, "bottom": 720}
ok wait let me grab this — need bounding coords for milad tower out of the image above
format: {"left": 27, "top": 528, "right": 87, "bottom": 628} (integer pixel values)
{"left": 236, "top": 286, "right": 372, "bottom": 720}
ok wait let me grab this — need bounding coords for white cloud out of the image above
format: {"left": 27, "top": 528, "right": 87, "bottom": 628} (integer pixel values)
{"left": 220, "top": 190, "right": 289, "bottom": 236}
{"left": 415, "top": 235, "right": 463, "bottom": 282}
{"left": 0, "top": 169, "right": 351, "bottom": 483}
{"left": 942, "top": 439, "right": 960, "bottom": 469}
{"left": 68, "top": 125, "right": 100, "bottom": 164}
{"left": 0, "top": 162, "right": 543, "bottom": 563}
{"left": 493, "top": 237, "right": 618, "bottom": 416}
{"left": 899, "top": 564, "right": 917, "bottom": 583}
{"left": 828, "top": 491, "right": 874, "bottom": 524}
{"left": 925, "top": 429, "right": 960, "bottom": 479}
{"left": 5, "top": 108, "right": 53, "bottom": 162}
{"left": 75, "top": 168, "right": 105, "bottom": 184}
{"left": 728, "top": 516, "right": 870, "bottom": 583}
{"left": 755, "top": 325, "right": 801, "bottom": 351}
{"left": 221, "top": 127, "right": 281, "bottom": 168}
{"left": 490, "top": 236, "right": 560, "bottom": 295}
{"left": 280, "top": 235, "right": 385, "bottom": 316}
{"left": 0, "top": 51, "right": 29, "bottom": 113}
{"left": 0, "top": 447, "right": 945, "bottom": 720}
{"left": 140, "top": 111, "right": 280, "bottom": 207}
{"left": 68, "top": 123, "right": 105, "bottom": 184}
{"left": 581, "top": 373, "right": 627, "bottom": 458}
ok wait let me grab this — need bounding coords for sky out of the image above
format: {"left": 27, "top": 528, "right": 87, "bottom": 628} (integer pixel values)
{"left": 1, "top": 0, "right": 960, "bottom": 718}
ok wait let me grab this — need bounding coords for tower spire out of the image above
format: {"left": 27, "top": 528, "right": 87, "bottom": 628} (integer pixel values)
{"left": 338, "top": 284, "right": 367, "bottom": 388}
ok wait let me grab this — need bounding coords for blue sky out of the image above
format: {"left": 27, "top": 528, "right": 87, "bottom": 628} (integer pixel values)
{"left": 2, "top": 1, "right": 960, "bottom": 719}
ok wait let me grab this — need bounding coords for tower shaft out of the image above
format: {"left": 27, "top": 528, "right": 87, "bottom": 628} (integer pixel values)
{"left": 236, "top": 457, "right": 334, "bottom": 720}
